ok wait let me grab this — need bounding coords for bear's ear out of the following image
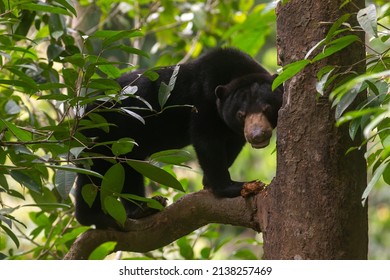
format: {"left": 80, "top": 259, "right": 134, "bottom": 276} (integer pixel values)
{"left": 215, "top": 85, "right": 228, "bottom": 100}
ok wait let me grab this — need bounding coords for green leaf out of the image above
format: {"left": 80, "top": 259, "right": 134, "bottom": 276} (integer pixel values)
{"left": 55, "top": 166, "right": 77, "bottom": 200}
{"left": 21, "top": 3, "right": 71, "bottom": 16}
{"left": 87, "top": 113, "right": 110, "bottom": 133}
{"left": 1, "top": 119, "right": 32, "bottom": 141}
{"left": 46, "top": 42, "right": 65, "bottom": 61}
{"left": 142, "top": 68, "right": 160, "bottom": 81}
{"left": 5, "top": 100, "right": 20, "bottom": 115}
{"left": 363, "top": 111, "right": 388, "bottom": 139}
{"left": 101, "top": 163, "right": 125, "bottom": 195}
{"left": 81, "top": 184, "right": 98, "bottom": 208}
{"left": 316, "top": 67, "right": 335, "bottom": 95}
{"left": 54, "top": 0, "right": 77, "bottom": 16}
{"left": 120, "top": 194, "right": 165, "bottom": 210}
{"left": 48, "top": 13, "right": 66, "bottom": 40}
{"left": 121, "top": 85, "right": 138, "bottom": 95}
{"left": 88, "top": 241, "right": 117, "bottom": 260}
{"left": 325, "top": 13, "right": 351, "bottom": 43}
{"left": 383, "top": 163, "right": 390, "bottom": 185}
{"left": 98, "top": 64, "right": 122, "bottom": 79}
{"left": 107, "top": 45, "right": 150, "bottom": 58}
{"left": 362, "top": 160, "right": 389, "bottom": 205}
{"left": 120, "top": 108, "right": 145, "bottom": 125}
{"left": 112, "top": 138, "right": 136, "bottom": 156}
{"left": 100, "top": 30, "right": 143, "bottom": 48}
{"left": 127, "top": 160, "right": 184, "bottom": 192}
{"left": 312, "top": 35, "right": 360, "bottom": 62}
{"left": 46, "top": 164, "right": 103, "bottom": 179}
{"left": 38, "top": 83, "right": 67, "bottom": 91}
{"left": 61, "top": 53, "right": 85, "bottom": 68}
{"left": 88, "top": 79, "right": 121, "bottom": 91}
{"left": 335, "top": 82, "right": 363, "bottom": 119}
{"left": 357, "top": 4, "right": 378, "bottom": 38}
{"left": 331, "top": 70, "right": 390, "bottom": 101}
{"left": 158, "top": 65, "right": 180, "bottom": 108}
{"left": 177, "top": 236, "right": 194, "bottom": 260}
{"left": 150, "top": 149, "right": 192, "bottom": 165}
{"left": 272, "top": 60, "right": 310, "bottom": 90}
{"left": 336, "top": 107, "right": 383, "bottom": 127}
{"left": 57, "top": 227, "right": 90, "bottom": 245}
{"left": 104, "top": 196, "right": 127, "bottom": 227}
{"left": 10, "top": 170, "right": 41, "bottom": 194}
{"left": 158, "top": 82, "right": 171, "bottom": 109}
{"left": 233, "top": 248, "right": 258, "bottom": 260}
{"left": 1, "top": 225, "right": 19, "bottom": 248}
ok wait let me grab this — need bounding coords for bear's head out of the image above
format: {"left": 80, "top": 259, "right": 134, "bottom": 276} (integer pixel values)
{"left": 215, "top": 73, "right": 283, "bottom": 149}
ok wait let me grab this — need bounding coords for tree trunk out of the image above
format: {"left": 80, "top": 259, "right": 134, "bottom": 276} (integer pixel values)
{"left": 262, "top": 0, "right": 368, "bottom": 259}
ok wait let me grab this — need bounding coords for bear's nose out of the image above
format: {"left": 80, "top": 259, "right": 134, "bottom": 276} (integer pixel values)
{"left": 251, "top": 128, "right": 272, "bottom": 142}
{"left": 244, "top": 112, "right": 273, "bottom": 149}
{"left": 246, "top": 128, "right": 272, "bottom": 148}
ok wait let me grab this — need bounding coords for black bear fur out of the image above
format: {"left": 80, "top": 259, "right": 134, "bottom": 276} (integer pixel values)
{"left": 75, "top": 48, "right": 283, "bottom": 229}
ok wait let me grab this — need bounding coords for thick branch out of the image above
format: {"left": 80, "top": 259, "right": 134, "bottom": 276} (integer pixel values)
{"left": 64, "top": 189, "right": 265, "bottom": 260}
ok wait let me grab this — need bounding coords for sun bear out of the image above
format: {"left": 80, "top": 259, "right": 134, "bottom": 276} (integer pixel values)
{"left": 75, "top": 48, "right": 284, "bottom": 229}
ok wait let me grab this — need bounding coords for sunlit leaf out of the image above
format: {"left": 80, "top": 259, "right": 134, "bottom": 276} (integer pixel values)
{"left": 21, "top": 3, "right": 71, "bottom": 16}
{"left": 88, "top": 79, "right": 121, "bottom": 91}
{"left": 104, "top": 196, "right": 127, "bottom": 227}
{"left": 325, "top": 13, "right": 351, "bottom": 43}
{"left": 46, "top": 164, "right": 103, "bottom": 179}
{"left": 150, "top": 149, "right": 192, "bottom": 165}
{"left": 88, "top": 241, "right": 117, "bottom": 260}
{"left": 362, "top": 160, "right": 389, "bottom": 205}
{"left": 158, "top": 65, "right": 180, "bottom": 108}
{"left": 120, "top": 108, "right": 145, "bottom": 124}
{"left": 101, "top": 163, "right": 125, "bottom": 195}
{"left": 272, "top": 60, "right": 310, "bottom": 90}
{"left": 357, "top": 4, "right": 378, "bottom": 38}
{"left": 101, "top": 30, "right": 144, "bottom": 48}
{"left": 112, "top": 138, "right": 136, "bottom": 156}
{"left": 0, "top": 225, "right": 20, "bottom": 248}
{"left": 1, "top": 119, "right": 32, "bottom": 141}
{"left": 312, "top": 35, "right": 360, "bottom": 62}
{"left": 335, "top": 82, "right": 364, "bottom": 119}
{"left": 54, "top": 0, "right": 77, "bottom": 16}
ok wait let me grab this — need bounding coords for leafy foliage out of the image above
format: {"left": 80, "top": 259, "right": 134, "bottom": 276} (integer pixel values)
{"left": 0, "top": 0, "right": 277, "bottom": 259}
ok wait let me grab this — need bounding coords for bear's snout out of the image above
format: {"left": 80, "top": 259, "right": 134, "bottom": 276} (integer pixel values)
{"left": 244, "top": 113, "right": 273, "bottom": 149}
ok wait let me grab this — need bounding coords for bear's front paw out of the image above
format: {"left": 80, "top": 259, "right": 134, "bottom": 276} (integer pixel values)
{"left": 240, "top": 180, "right": 266, "bottom": 197}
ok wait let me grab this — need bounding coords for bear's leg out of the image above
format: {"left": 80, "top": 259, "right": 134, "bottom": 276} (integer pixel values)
{"left": 192, "top": 126, "right": 245, "bottom": 198}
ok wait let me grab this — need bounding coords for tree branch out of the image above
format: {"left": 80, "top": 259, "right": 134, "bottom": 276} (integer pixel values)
{"left": 64, "top": 189, "right": 266, "bottom": 260}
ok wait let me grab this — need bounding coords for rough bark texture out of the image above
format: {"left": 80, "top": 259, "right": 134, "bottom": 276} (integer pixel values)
{"left": 262, "top": 0, "right": 368, "bottom": 259}
{"left": 64, "top": 190, "right": 261, "bottom": 260}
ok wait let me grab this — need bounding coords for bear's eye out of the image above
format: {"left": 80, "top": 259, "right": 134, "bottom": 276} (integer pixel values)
{"left": 236, "top": 110, "right": 246, "bottom": 121}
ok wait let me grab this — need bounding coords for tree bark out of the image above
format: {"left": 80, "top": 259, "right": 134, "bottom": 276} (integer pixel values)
{"left": 64, "top": 190, "right": 261, "bottom": 260}
{"left": 262, "top": 0, "right": 367, "bottom": 259}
